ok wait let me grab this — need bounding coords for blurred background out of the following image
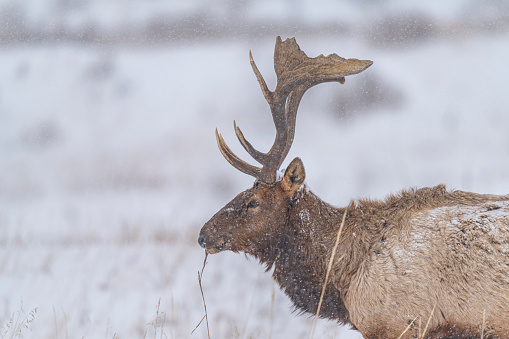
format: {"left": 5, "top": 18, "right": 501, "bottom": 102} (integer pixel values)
{"left": 1, "top": 0, "right": 509, "bottom": 338}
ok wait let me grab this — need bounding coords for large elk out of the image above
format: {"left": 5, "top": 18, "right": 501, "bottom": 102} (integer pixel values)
{"left": 198, "top": 36, "right": 509, "bottom": 338}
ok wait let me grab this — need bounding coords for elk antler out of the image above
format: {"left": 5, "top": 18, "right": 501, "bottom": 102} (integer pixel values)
{"left": 216, "top": 36, "right": 373, "bottom": 184}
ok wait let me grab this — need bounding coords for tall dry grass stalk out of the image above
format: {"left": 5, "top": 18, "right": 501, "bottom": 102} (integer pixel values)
{"left": 396, "top": 316, "right": 418, "bottom": 339}
{"left": 395, "top": 301, "right": 436, "bottom": 339}
{"left": 143, "top": 298, "right": 167, "bottom": 339}
{"left": 192, "top": 252, "right": 210, "bottom": 338}
{"left": 310, "top": 209, "right": 347, "bottom": 339}
{"left": 481, "top": 309, "right": 486, "bottom": 339}
{"left": 420, "top": 302, "right": 437, "bottom": 339}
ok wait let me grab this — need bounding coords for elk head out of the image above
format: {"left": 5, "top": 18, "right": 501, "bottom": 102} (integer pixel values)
{"left": 198, "top": 37, "right": 372, "bottom": 256}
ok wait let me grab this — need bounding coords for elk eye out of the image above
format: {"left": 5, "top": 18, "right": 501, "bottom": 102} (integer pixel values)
{"left": 247, "top": 200, "right": 260, "bottom": 209}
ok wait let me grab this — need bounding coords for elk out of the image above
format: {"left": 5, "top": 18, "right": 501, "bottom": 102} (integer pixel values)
{"left": 198, "top": 36, "right": 509, "bottom": 338}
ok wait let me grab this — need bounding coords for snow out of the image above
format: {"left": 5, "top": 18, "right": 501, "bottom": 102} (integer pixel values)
{"left": 1, "top": 1, "right": 509, "bottom": 338}
{"left": 425, "top": 200, "right": 509, "bottom": 235}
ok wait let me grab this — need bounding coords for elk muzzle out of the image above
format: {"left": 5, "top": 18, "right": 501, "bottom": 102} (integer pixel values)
{"left": 198, "top": 224, "right": 231, "bottom": 254}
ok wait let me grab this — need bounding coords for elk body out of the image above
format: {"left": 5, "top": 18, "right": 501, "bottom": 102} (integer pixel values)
{"left": 198, "top": 37, "right": 509, "bottom": 338}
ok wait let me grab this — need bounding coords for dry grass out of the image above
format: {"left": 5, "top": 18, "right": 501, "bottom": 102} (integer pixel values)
{"left": 310, "top": 209, "right": 347, "bottom": 339}
{"left": 481, "top": 309, "right": 486, "bottom": 339}
{"left": 143, "top": 299, "right": 169, "bottom": 339}
{"left": 420, "top": 302, "right": 437, "bottom": 339}
{"left": 192, "top": 252, "right": 210, "bottom": 339}
{"left": 0, "top": 301, "right": 38, "bottom": 339}
{"left": 396, "top": 316, "right": 418, "bottom": 339}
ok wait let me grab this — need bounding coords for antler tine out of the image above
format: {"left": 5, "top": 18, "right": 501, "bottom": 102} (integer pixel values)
{"left": 249, "top": 51, "right": 273, "bottom": 105}
{"left": 234, "top": 121, "right": 268, "bottom": 165}
{"left": 215, "top": 37, "right": 373, "bottom": 184}
{"left": 215, "top": 129, "right": 261, "bottom": 178}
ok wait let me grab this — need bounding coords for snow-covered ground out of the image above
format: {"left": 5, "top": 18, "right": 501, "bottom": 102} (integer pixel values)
{"left": 1, "top": 1, "right": 509, "bottom": 338}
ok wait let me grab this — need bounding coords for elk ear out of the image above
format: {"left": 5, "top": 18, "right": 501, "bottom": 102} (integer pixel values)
{"left": 281, "top": 157, "right": 306, "bottom": 197}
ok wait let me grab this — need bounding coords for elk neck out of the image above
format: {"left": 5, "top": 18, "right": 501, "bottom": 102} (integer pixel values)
{"left": 254, "top": 185, "right": 377, "bottom": 323}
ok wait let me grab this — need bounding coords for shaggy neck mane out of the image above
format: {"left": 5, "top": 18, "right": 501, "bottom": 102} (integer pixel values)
{"left": 249, "top": 186, "right": 376, "bottom": 325}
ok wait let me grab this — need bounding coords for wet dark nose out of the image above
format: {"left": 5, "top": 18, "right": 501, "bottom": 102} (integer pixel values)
{"left": 198, "top": 231, "right": 206, "bottom": 247}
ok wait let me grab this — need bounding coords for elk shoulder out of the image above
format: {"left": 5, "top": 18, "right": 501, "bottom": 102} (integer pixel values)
{"left": 343, "top": 185, "right": 509, "bottom": 337}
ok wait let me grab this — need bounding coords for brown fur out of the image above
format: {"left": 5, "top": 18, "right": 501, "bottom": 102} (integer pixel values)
{"left": 199, "top": 158, "right": 509, "bottom": 338}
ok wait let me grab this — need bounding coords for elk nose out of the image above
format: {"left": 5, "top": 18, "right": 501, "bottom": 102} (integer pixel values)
{"left": 198, "top": 231, "right": 206, "bottom": 247}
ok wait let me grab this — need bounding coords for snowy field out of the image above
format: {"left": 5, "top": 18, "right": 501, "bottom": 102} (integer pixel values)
{"left": 1, "top": 1, "right": 509, "bottom": 338}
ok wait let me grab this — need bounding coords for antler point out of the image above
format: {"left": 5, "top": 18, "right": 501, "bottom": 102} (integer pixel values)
{"left": 215, "top": 128, "right": 224, "bottom": 142}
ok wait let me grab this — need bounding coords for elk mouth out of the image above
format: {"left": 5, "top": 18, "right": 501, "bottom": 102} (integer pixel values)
{"left": 205, "top": 241, "right": 229, "bottom": 254}
{"left": 198, "top": 231, "right": 230, "bottom": 254}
